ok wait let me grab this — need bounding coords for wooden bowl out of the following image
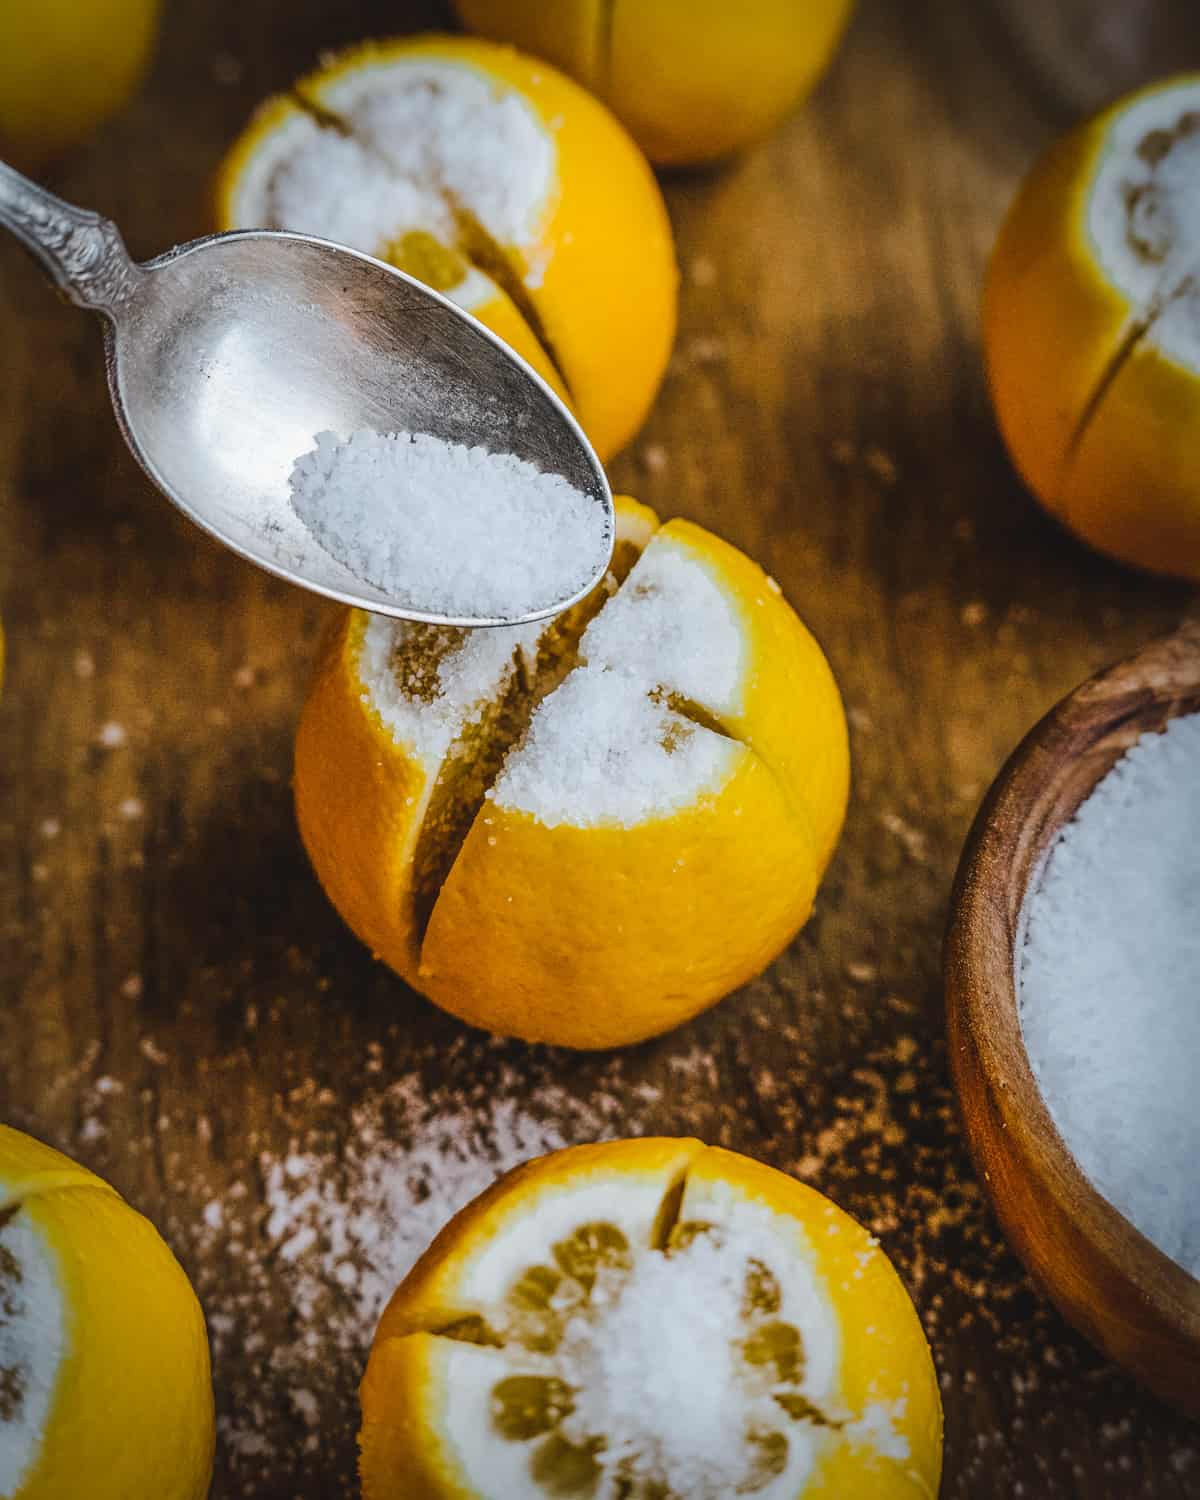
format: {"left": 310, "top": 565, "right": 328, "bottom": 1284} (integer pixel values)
{"left": 945, "top": 619, "right": 1200, "bottom": 1414}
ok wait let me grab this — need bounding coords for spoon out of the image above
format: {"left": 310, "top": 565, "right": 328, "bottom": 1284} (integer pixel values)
{"left": 0, "top": 160, "right": 613, "bottom": 627}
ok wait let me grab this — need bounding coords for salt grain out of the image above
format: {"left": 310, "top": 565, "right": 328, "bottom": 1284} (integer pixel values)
{"left": 289, "top": 430, "right": 608, "bottom": 619}
{"left": 1020, "top": 713, "right": 1200, "bottom": 1276}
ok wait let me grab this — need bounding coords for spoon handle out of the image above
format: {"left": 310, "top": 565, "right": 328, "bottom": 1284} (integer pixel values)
{"left": 0, "top": 160, "right": 141, "bottom": 317}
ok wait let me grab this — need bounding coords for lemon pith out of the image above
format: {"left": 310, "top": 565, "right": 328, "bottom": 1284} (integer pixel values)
{"left": 216, "top": 34, "right": 678, "bottom": 460}
{"left": 294, "top": 497, "right": 849, "bottom": 1050}
{"left": 0, "top": 1125, "right": 214, "bottom": 1500}
{"left": 984, "top": 73, "right": 1200, "bottom": 579}
{"left": 360, "top": 1139, "right": 942, "bottom": 1499}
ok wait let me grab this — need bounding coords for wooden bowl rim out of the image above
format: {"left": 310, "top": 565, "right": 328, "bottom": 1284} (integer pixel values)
{"left": 945, "top": 620, "right": 1200, "bottom": 1345}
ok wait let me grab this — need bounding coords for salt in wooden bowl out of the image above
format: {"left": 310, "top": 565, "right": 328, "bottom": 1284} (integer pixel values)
{"left": 945, "top": 619, "right": 1200, "bottom": 1415}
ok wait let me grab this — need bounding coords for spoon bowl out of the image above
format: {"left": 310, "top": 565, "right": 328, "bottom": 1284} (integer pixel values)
{"left": 945, "top": 620, "right": 1200, "bottom": 1414}
{"left": 0, "top": 163, "right": 612, "bottom": 627}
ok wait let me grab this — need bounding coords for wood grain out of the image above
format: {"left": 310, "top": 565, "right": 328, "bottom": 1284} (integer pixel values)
{"left": 2, "top": 1, "right": 1199, "bottom": 1496}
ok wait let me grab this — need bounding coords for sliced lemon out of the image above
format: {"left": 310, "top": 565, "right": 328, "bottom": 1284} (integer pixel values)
{"left": 452, "top": 0, "right": 855, "bottom": 165}
{"left": 360, "top": 1139, "right": 942, "bottom": 1499}
{"left": 985, "top": 73, "right": 1200, "bottom": 580}
{"left": 294, "top": 496, "right": 848, "bottom": 1050}
{"left": 0, "top": 1124, "right": 214, "bottom": 1500}
{"left": 216, "top": 34, "right": 678, "bottom": 461}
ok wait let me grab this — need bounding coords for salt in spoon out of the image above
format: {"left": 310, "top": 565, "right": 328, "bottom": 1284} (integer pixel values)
{"left": 0, "top": 159, "right": 613, "bottom": 627}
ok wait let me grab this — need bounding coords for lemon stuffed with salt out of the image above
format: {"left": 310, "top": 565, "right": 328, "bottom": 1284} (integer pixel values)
{"left": 0, "top": 1125, "right": 214, "bottom": 1500}
{"left": 985, "top": 73, "right": 1200, "bottom": 580}
{"left": 217, "top": 34, "right": 677, "bottom": 462}
{"left": 360, "top": 1138, "right": 942, "bottom": 1498}
{"left": 452, "top": 0, "right": 855, "bottom": 164}
{"left": 294, "top": 496, "right": 849, "bottom": 1050}
{"left": 0, "top": 0, "right": 160, "bottom": 166}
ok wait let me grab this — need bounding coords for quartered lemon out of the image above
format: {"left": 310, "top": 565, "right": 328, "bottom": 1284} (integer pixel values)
{"left": 0, "top": 1125, "right": 214, "bottom": 1500}
{"left": 216, "top": 34, "right": 678, "bottom": 462}
{"left": 294, "top": 496, "right": 849, "bottom": 1050}
{"left": 985, "top": 73, "right": 1200, "bottom": 581}
{"left": 0, "top": 0, "right": 160, "bottom": 166}
{"left": 360, "top": 1138, "right": 942, "bottom": 1499}
{"left": 452, "top": 0, "right": 855, "bottom": 165}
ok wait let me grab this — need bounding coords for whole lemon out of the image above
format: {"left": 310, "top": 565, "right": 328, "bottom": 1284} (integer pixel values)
{"left": 0, "top": 0, "right": 160, "bottom": 165}
{"left": 985, "top": 73, "right": 1200, "bottom": 581}
{"left": 453, "top": 0, "right": 855, "bottom": 164}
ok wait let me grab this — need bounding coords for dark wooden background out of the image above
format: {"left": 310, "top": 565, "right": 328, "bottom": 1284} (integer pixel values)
{"left": 2, "top": 1, "right": 1198, "bottom": 1495}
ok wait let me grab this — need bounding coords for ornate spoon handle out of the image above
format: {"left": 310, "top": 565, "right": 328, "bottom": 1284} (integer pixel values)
{"left": 0, "top": 159, "right": 142, "bottom": 316}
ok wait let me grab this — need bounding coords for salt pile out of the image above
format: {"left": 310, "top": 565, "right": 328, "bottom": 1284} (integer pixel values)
{"left": 1019, "top": 712, "right": 1200, "bottom": 1277}
{"left": 289, "top": 430, "right": 608, "bottom": 619}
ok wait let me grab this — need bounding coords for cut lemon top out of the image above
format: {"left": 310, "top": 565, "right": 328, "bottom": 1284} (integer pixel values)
{"left": 360, "top": 1139, "right": 942, "bottom": 1500}
{"left": 294, "top": 497, "right": 849, "bottom": 1049}
{"left": 984, "top": 73, "right": 1200, "bottom": 579}
{"left": 216, "top": 35, "right": 678, "bottom": 461}
{"left": 0, "top": 1126, "right": 214, "bottom": 1500}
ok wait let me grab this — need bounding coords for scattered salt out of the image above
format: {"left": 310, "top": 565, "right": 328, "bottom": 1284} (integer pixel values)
{"left": 288, "top": 430, "right": 608, "bottom": 619}
{"left": 183, "top": 1073, "right": 622, "bottom": 1472}
{"left": 1020, "top": 713, "right": 1200, "bottom": 1277}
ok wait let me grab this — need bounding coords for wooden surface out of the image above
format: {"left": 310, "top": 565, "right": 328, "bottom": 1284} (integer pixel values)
{"left": 2, "top": 1, "right": 1198, "bottom": 1496}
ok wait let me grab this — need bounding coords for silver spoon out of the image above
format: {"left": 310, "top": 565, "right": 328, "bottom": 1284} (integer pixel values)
{"left": 0, "top": 161, "right": 613, "bottom": 627}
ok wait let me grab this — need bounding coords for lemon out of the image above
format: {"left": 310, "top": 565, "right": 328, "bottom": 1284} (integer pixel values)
{"left": 452, "top": 0, "right": 855, "bottom": 164}
{"left": 0, "top": 1124, "right": 214, "bottom": 1499}
{"left": 360, "top": 1138, "right": 942, "bottom": 1498}
{"left": 216, "top": 34, "right": 678, "bottom": 462}
{"left": 0, "top": 0, "right": 160, "bottom": 166}
{"left": 293, "top": 497, "right": 849, "bottom": 1050}
{"left": 985, "top": 73, "right": 1200, "bottom": 580}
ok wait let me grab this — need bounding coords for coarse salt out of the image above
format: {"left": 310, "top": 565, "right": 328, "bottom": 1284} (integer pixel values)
{"left": 243, "top": 58, "right": 555, "bottom": 258}
{"left": 1019, "top": 712, "right": 1200, "bottom": 1277}
{"left": 557, "top": 1233, "right": 787, "bottom": 1498}
{"left": 289, "top": 430, "right": 608, "bottom": 619}
{"left": 490, "top": 664, "right": 736, "bottom": 827}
